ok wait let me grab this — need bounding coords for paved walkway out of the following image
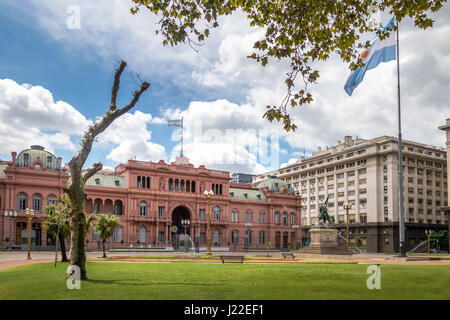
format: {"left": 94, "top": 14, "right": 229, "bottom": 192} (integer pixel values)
{"left": 1, "top": 251, "right": 449, "bottom": 270}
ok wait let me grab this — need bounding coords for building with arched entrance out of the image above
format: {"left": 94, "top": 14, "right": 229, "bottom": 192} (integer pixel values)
{"left": 0, "top": 146, "right": 302, "bottom": 252}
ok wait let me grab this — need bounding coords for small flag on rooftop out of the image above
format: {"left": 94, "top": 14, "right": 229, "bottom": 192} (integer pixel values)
{"left": 167, "top": 119, "right": 183, "bottom": 127}
{"left": 168, "top": 118, "right": 184, "bottom": 156}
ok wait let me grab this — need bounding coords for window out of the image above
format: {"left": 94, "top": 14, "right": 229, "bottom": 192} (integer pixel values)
{"left": 169, "top": 178, "right": 173, "bottom": 191}
{"left": 290, "top": 213, "right": 295, "bottom": 225}
{"left": 46, "top": 156, "right": 53, "bottom": 169}
{"left": 359, "top": 168, "right": 366, "bottom": 175}
{"left": 200, "top": 233, "right": 205, "bottom": 244}
{"left": 259, "top": 213, "right": 266, "bottom": 223}
{"left": 158, "top": 206, "right": 164, "bottom": 218}
{"left": 95, "top": 178, "right": 100, "bottom": 185}
{"left": 359, "top": 179, "right": 367, "bottom": 185}
{"left": 137, "top": 176, "right": 141, "bottom": 188}
{"left": 199, "top": 209, "right": 205, "bottom": 220}
{"left": 23, "top": 153, "right": 30, "bottom": 166}
{"left": 116, "top": 227, "right": 123, "bottom": 242}
{"left": 47, "top": 195, "right": 57, "bottom": 206}
{"left": 245, "top": 230, "right": 252, "bottom": 244}
{"left": 158, "top": 231, "right": 164, "bottom": 243}
{"left": 18, "top": 193, "right": 27, "bottom": 210}
{"left": 259, "top": 231, "right": 266, "bottom": 244}
{"left": 245, "top": 212, "right": 253, "bottom": 223}
{"left": 139, "top": 226, "right": 147, "bottom": 243}
{"left": 231, "top": 231, "right": 239, "bottom": 244}
{"left": 33, "top": 194, "right": 42, "bottom": 211}
{"left": 213, "top": 206, "right": 220, "bottom": 220}
{"left": 115, "top": 180, "right": 120, "bottom": 187}
{"left": 282, "top": 212, "right": 288, "bottom": 225}
{"left": 275, "top": 212, "right": 280, "bottom": 224}
{"left": 213, "top": 229, "right": 220, "bottom": 245}
{"left": 94, "top": 201, "right": 101, "bottom": 214}
{"left": 139, "top": 201, "right": 147, "bottom": 216}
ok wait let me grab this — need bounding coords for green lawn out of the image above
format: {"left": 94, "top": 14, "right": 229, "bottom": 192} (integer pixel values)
{"left": 0, "top": 262, "right": 449, "bottom": 300}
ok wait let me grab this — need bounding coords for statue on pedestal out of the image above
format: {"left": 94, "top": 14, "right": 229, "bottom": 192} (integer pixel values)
{"left": 316, "top": 196, "right": 332, "bottom": 226}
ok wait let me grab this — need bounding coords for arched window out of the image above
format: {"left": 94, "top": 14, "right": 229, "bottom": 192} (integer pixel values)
{"left": 17, "top": 193, "right": 27, "bottom": 210}
{"left": 290, "top": 213, "right": 295, "bottom": 225}
{"left": 213, "top": 229, "right": 220, "bottom": 245}
{"left": 114, "top": 200, "right": 123, "bottom": 215}
{"left": 282, "top": 212, "right": 288, "bottom": 225}
{"left": 213, "top": 206, "right": 220, "bottom": 221}
{"left": 174, "top": 179, "right": 179, "bottom": 191}
{"left": 139, "top": 226, "right": 147, "bottom": 244}
{"left": 23, "top": 153, "right": 29, "bottom": 166}
{"left": 33, "top": 194, "right": 42, "bottom": 212}
{"left": 191, "top": 181, "right": 196, "bottom": 193}
{"left": 180, "top": 180, "right": 185, "bottom": 192}
{"left": 137, "top": 176, "right": 141, "bottom": 188}
{"left": 169, "top": 178, "right": 173, "bottom": 191}
{"left": 186, "top": 180, "right": 190, "bottom": 192}
{"left": 139, "top": 201, "right": 147, "bottom": 216}
{"left": 46, "top": 156, "right": 52, "bottom": 169}
{"left": 275, "top": 211, "right": 280, "bottom": 224}
{"left": 142, "top": 176, "right": 146, "bottom": 189}
{"left": 231, "top": 230, "right": 239, "bottom": 244}
{"left": 245, "top": 212, "right": 252, "bottom": 223}
{"left": 146, "top": 177, "right": 150, "bottom": 189}
{"left": 47, "top": 195, "right": 57, "bottom": 206}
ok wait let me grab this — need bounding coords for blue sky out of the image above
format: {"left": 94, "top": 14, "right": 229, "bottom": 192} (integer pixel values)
{"left": 0, "top": 0, "right": 448, "bottom": 174}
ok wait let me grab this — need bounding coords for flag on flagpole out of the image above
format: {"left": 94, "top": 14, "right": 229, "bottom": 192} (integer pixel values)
{"left": 344, "top": 17, "right": 396, "bottom": 96}
{"left": 167, "top": 119, "right": 183, "bottom": 127}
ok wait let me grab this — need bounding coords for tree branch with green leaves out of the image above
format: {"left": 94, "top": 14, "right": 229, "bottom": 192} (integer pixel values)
{"left": 131, "top": 0, "right": 446, "bottom": 131}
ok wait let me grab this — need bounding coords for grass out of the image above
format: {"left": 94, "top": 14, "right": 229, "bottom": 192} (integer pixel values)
{"left": 0, "top": 262, "right": 449, "bottom": 300}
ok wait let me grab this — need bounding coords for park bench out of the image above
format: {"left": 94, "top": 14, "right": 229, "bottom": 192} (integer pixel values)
{"left": 282, "top": 252, "right": 295, "bottom": 259}
{"left": 220, "top": 255, "right": 244, "bottom": 263}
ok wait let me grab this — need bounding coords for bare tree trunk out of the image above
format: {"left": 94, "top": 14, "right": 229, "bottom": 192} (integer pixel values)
{"left": 65, "top": 60, "right": 149, "bottom": 280}
{"left": 59, "top": 233, "right": 68, "bottom": 262}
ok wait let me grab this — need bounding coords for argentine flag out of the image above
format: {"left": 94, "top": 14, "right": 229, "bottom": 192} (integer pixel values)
{"left": 344, "top": 17, "right": 396, "bottom": 96}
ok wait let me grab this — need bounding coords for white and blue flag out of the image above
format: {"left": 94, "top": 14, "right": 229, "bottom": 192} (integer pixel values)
{"left": 344, "top": 17, "right": 396, "bottom": 96}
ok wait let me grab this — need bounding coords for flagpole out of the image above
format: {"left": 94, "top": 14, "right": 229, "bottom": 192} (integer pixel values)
{"left": 181, "top": 117, "right": 184, "bottom": 157}
{"left": 396, "top": 19, "right": 406, "bottom": 257}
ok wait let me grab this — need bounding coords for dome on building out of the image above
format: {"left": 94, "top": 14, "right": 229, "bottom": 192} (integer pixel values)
{"left": 14, "top": 145, "right": 61, "bottom": 171}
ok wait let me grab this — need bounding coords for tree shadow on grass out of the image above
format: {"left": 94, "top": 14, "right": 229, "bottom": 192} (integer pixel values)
{"left": 86, "top": 279, "right": 225, "bottom": 286}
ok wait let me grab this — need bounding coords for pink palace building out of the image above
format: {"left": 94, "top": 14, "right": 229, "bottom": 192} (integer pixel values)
{"left": 0, "top": 145, "right": 302, "bottom": 252}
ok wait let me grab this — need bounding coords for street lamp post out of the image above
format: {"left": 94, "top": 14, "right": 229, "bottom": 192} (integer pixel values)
{"left": 203, "top": 190, "right": 213, "bottom": 255}
{"left": 425, "top": 229, "right": 432, "bottom": 256}
{"left": 344, "top": 203, "right": 352, "bottom": 249}
{"left": 4, "top": 210, "right": 17, "bottom": 250}
{"left": 181, "top": 218, "right": 190, "bottom": 252}
{"left": 25, "top": 208, "right": 35, "bottom": 260}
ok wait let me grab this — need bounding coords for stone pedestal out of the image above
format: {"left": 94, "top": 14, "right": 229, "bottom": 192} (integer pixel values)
{"left": 301, "top": 227, "right": 352, "bottom": 255}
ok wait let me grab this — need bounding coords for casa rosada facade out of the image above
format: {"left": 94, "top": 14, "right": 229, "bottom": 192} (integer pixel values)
{"left": 0, "top": 145, "right": 302, "bottom": 251}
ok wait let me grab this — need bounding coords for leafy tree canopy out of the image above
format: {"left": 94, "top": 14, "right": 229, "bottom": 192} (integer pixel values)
{"left": 95, "top": 213, "right": 120, "bottom": 241}
{"left": 131, "top": 0, "right": 446, "bottom": 131}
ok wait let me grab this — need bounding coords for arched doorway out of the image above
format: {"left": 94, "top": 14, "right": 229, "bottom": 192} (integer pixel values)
{"left": 171, "top": 206, "right": 190, "bottom": 250}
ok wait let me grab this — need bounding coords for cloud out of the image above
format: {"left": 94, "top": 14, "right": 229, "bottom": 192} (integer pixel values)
{"left": 96, "top": 110, "right": 167, "bottom": 163}
{"left": 11, "top": 1, "right": 450, "bottom": 171}
{"left": 0, "top": 78, "right": 91, "bottom": 155}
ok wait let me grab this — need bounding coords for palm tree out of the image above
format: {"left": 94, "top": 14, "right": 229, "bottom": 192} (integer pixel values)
{"left": 95, "top": 213, "right": 119, "bottom": 258}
